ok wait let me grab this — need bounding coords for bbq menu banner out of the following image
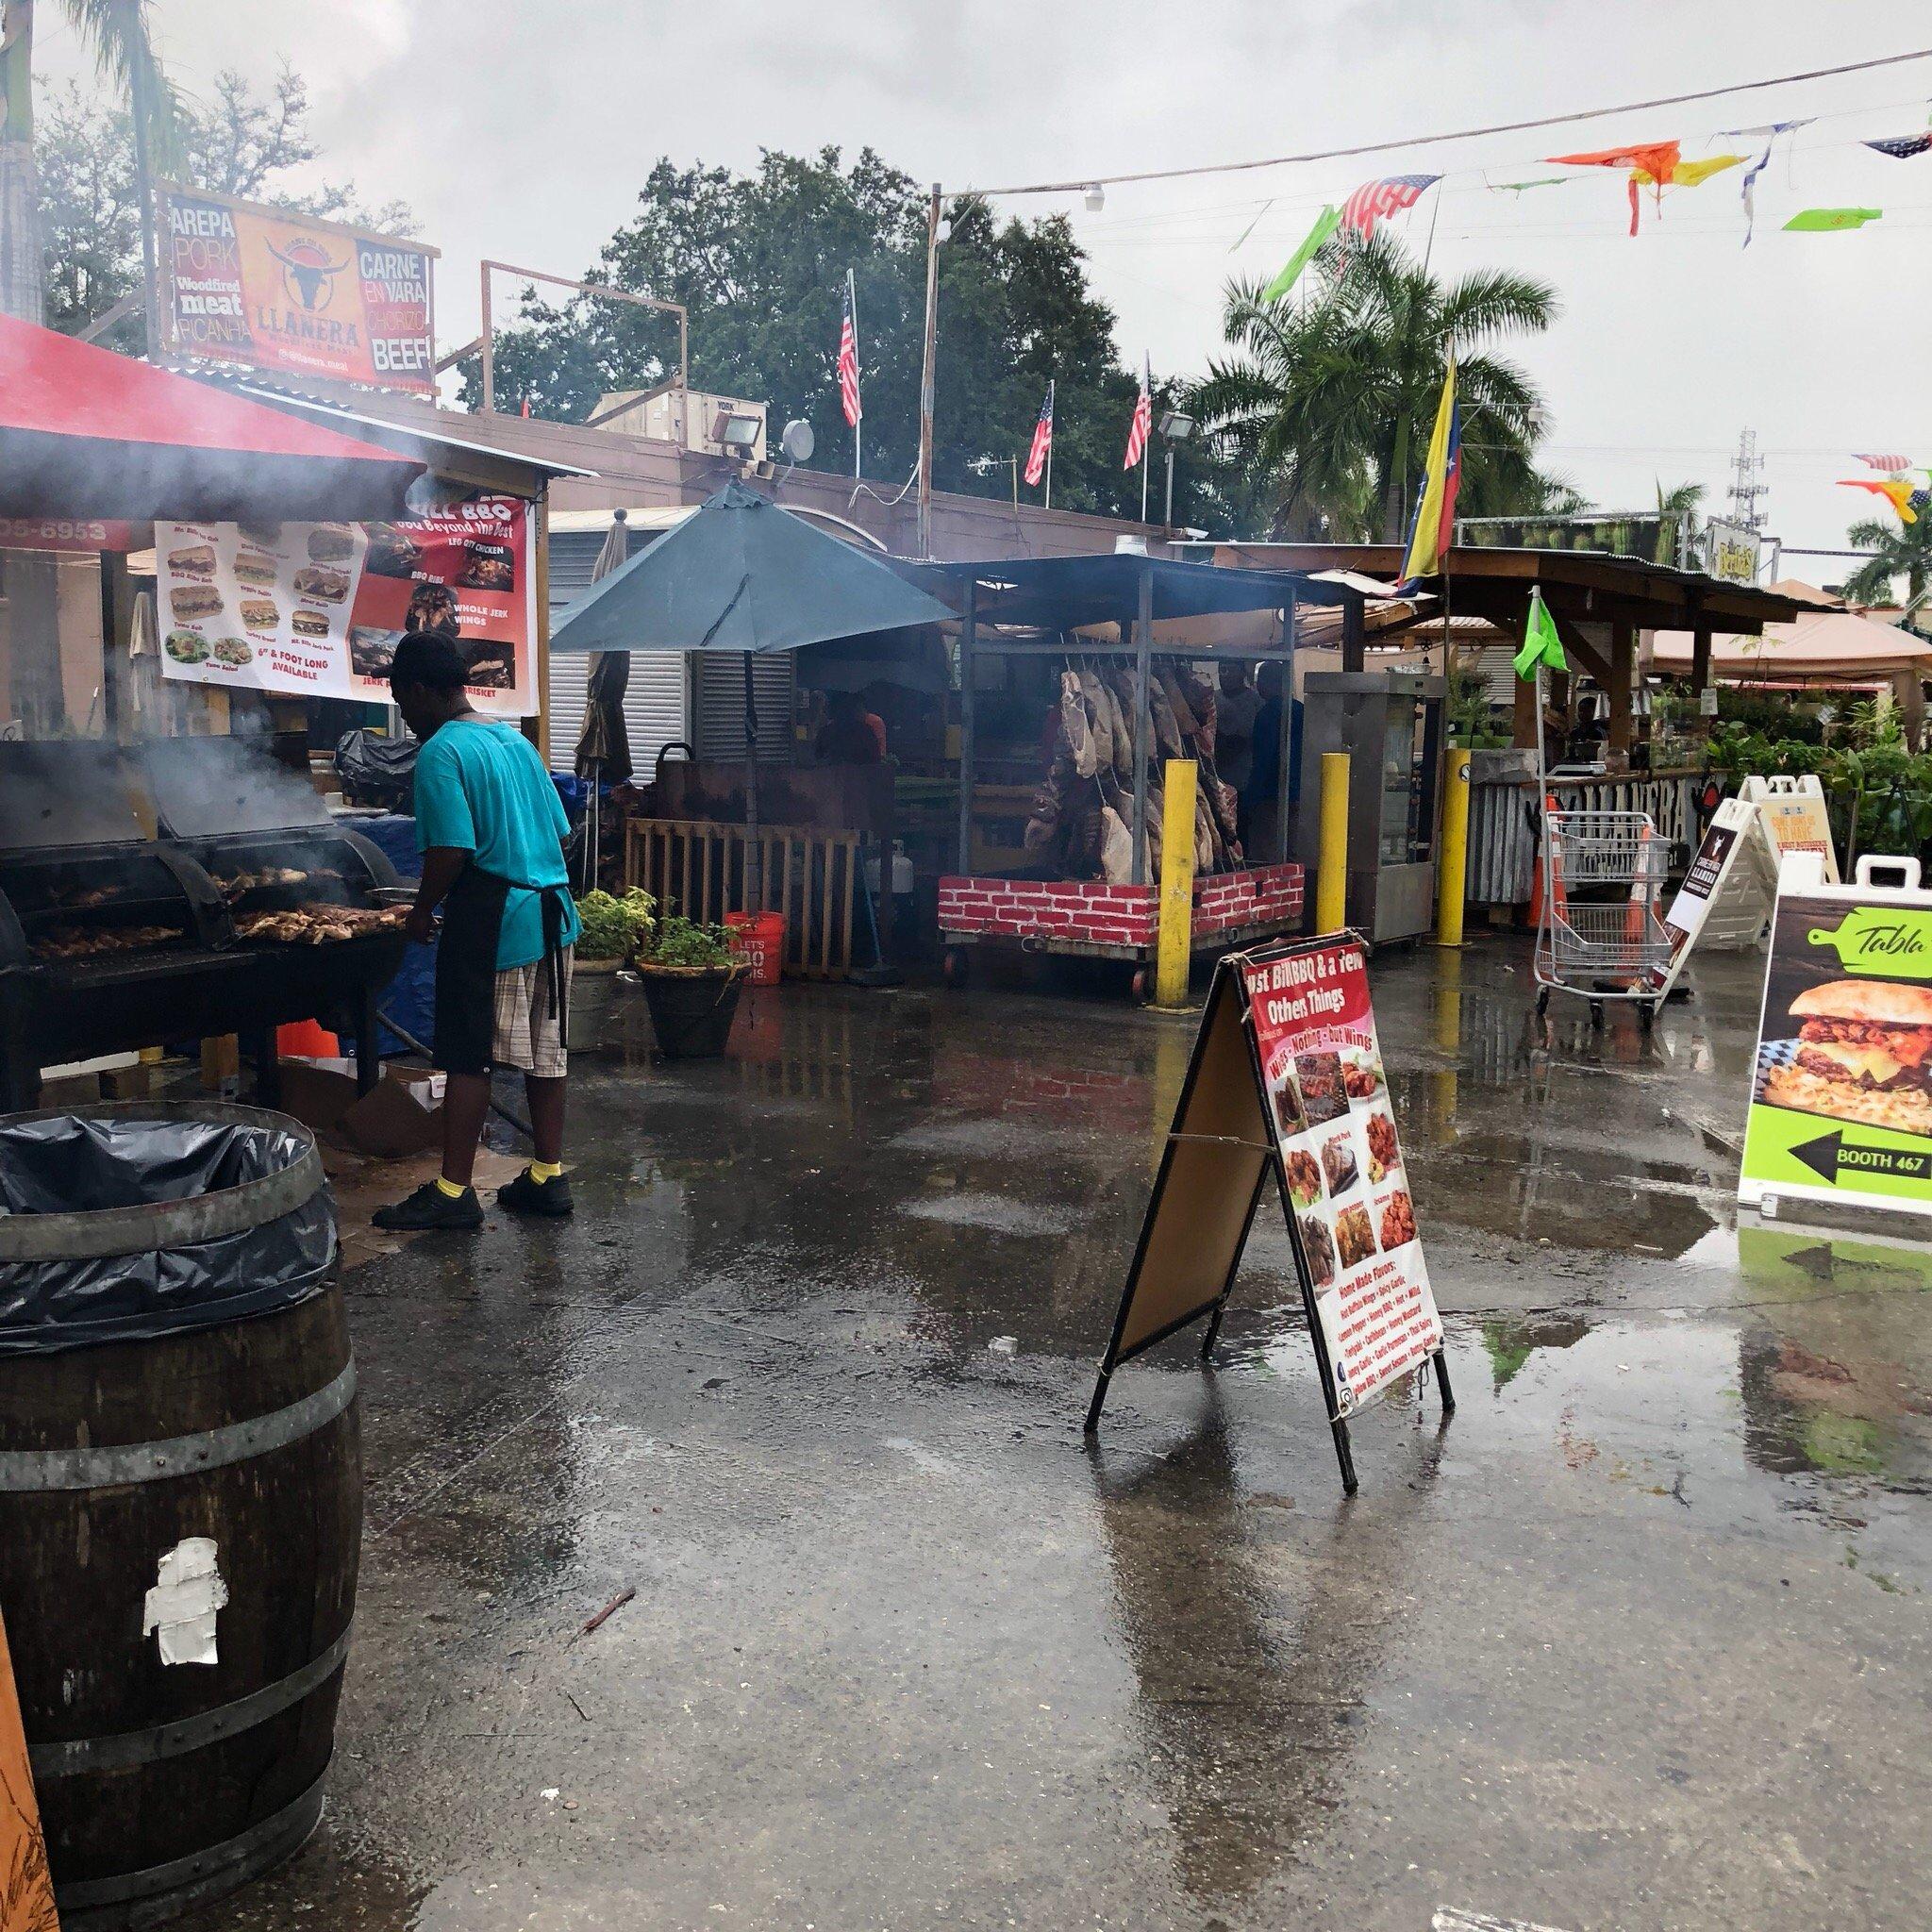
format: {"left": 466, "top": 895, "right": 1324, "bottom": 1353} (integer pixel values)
{"left": 345, "top": 494, "right": 535, "bottom": 715}
{"left": 158, "top": 495, "right": 536, "bottom": 718}
{"left": 158, "top": 517, "right": 364, "bottom": 697}
{"left": 159, "top": 184, "right": 437, "bottom": 394}
{"left": 1740, "top": 853, "right": 1932, "bottom": 1222}
{"left": 1242, "top": 938, "right": 1443, "bottom": 1417}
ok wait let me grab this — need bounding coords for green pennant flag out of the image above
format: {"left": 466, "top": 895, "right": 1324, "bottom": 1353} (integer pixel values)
{"left": 1783, "top": 207, "right": 1882, "bottom": 231}
{"left": 1513, "top": 586, "right": 1567, "bottom": 679}
{"left": 1261, "top": 206, "right": 1341, "bottom": 302}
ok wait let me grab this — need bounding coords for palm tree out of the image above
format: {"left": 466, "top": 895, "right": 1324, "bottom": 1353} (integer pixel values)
{"left": 1191, "top": 230, "right": 1558, "bottom": 541}
{"left": 0, "top": 0, "right": 179, "bottom": 322}
{"left": 1654, "top": 480, "right": 1705, "bottom": 567}
{"left": 1842, "top": 510, "right": 1932, "bottom": 620}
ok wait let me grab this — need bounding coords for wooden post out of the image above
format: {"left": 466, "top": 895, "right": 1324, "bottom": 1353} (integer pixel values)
{"left": 1317, "top": 753, "right": 1350, "bottom": 933}
{"left": 1690, "top": 620, "right": 1713, "bottom": 737}
{"left": 1129, "top": 560, "right": 1154, "bottom": 884}
{"left": 1607, "top": 618, "right": 1634, "bottom": 758}
{"left": 1341, "top": 591, "right": 1365, "bottom": 674}
{"left": 956, "top": 577, "right": 976, "bottom": 874}
{"left": 1152, "top": 758, "right": 1198, "bottom": 1008}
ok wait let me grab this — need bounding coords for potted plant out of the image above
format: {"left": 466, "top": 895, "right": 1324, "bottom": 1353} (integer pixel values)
{"left": 634, "top": 914, "right": 746, "bottom": 1058}
{"left": 568, "top": 888, "right": 656, "bottom": 1052}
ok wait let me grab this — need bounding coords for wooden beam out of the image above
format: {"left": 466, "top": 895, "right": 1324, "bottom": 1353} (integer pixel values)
{"left": 1341, "top": 591, "right": 1365, "bottom": 673}
{"left": 1607, "top": 619, "right": 1634, "bottom": 756}
{"left": 1546, "top": 609, "right": 1613, "bottom": 686}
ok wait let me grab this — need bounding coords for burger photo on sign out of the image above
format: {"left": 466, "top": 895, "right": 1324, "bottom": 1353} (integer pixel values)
{"left": 1759, "top": 979, "right": 1932, "bottom": 1138}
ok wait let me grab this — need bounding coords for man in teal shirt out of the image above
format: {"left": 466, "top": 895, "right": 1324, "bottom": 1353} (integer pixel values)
{"left": 375, "top": 635, "right": 582, "bottom": 1230}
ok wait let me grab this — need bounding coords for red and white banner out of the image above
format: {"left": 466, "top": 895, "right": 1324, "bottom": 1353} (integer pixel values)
{"left": 1243, "top": 939, "right": 1443, "bottom": 1416}
{"left": 158, "top": 493, "right": 535, "bottom": 718}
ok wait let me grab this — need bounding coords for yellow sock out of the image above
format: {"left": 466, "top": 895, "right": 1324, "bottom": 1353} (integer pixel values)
{"left": 528, "top": 1160, "right": 563, "bottom": 1183}
{"left": 434, "top": 1175, "right": 468, "bottom": 1199}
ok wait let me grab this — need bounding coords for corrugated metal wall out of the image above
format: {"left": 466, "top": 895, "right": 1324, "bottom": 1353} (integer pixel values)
{"left": 546, "top": 527, "right": 691, "bottom": 779}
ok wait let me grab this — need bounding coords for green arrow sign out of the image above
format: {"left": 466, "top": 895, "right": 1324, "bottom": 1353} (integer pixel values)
{"left": 1790, "top": 1127, "right": 1932, "bottom": 1186}
{"left": 1807, "top": 908, "right": 1932, "bottom": 977}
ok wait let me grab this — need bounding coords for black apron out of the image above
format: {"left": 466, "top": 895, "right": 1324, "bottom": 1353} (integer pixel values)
{"left": 432, "top": 862, "right": 573, "bottom": 1075}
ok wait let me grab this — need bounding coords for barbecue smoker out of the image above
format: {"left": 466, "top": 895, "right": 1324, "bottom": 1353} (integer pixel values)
{"left": 0, "top": 740, "right": 407, "bottom": 1108}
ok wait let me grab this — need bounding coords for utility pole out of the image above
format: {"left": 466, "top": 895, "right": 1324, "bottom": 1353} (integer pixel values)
{"left": 916, "top": 184, "right": 941, "bottom": 559}
{"left": 127, "top": 44, "right": 163, "bottom": 360}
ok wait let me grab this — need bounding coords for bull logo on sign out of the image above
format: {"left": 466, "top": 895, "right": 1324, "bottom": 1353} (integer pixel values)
{"left": 266, "top": 237, "right": 348, "bottom": 313}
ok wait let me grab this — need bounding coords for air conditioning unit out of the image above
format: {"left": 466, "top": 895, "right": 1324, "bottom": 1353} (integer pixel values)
{"left": 596, "top": 388, "right": 768, "bottom": 464}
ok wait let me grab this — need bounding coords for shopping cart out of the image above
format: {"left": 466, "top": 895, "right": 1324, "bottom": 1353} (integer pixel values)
{"left": 1527, "top": 660, "right": 1674, "bottom": 1027}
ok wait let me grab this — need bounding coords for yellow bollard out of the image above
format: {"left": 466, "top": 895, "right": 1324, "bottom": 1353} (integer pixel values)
{"left": 1436, "top": 745, "right": 1472, "bottom": 947}
{"left": 1153, "top": 758, "right": 1198, "bottom": 1008}
{"left": 1316, "top": 751, "right": 1350, "bottom": 934}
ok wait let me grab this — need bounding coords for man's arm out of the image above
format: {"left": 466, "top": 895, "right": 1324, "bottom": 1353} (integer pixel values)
{"left": 406, "top": 847, "right": 468, "bottom": 944}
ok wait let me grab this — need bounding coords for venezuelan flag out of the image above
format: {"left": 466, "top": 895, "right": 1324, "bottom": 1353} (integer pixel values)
{"left": 1396, "top": 357, "right": 1460, "bottom": 590}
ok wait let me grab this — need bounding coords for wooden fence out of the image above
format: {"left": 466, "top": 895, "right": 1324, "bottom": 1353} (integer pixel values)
{"left": 625, "top": 817, "right": 863, "bottom": 980}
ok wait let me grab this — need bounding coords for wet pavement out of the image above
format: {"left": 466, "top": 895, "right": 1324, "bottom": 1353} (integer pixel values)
{"left": 184, "top": 936, "right": 1932, "bottom": 1932}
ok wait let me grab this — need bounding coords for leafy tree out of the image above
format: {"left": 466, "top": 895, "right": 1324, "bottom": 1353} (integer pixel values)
{"left": 459, "top": 146, "right": 1235, "bottom": 526}
{"left": 35, "top": 63, "right": 413, "bottom": 352}
{"left": 1653, "top": 479, "right": 1705, "bottom": 566}
{"left": 1842, "top": 508, "right": 1932, "bottom": 619}
{"left": 1191, "top": 230, "right": 1560, "bottom": 541}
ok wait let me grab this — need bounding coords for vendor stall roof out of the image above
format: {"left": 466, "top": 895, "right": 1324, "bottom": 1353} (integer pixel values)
{"left": 550, "top": 481, "right": 952, "bottom": 656}
{"left": 0, "top": 315, "right": 425, "bottom": 522}
{"left": 223, "top": 379, "right": 591, "bottom": 500}
{"left": 908, "top": 550, "right": 1341, "bottom": 634}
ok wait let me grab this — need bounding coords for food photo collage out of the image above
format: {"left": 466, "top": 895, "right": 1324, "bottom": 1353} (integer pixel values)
{"left": 1265, "top": 1029, "right": 1416, "bottom": 1294}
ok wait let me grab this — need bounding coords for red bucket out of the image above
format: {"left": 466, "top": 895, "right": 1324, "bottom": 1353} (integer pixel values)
{"left": 724, "top": 910, "right": 786, "bottom": 987}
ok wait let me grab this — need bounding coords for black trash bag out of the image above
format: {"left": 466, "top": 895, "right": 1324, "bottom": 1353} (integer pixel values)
{"left": 335, "top": 727, "right": 418, "bottom": 808}
{"left": 0, "top": 1110, "right": 337, "bottom": 1357}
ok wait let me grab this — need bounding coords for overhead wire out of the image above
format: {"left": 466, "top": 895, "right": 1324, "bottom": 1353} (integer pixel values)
{"left": 959, "top": 44, "right": 1932, "bottom": 195}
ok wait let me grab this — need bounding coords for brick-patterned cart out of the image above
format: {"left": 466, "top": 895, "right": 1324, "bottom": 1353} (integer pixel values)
{"left": 938, "top": 862, "right": 1305, "bottom": 1000}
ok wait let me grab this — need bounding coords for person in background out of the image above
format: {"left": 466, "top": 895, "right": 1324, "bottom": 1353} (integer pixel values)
{"left": 815, "top": 688, "right": 883, "bottom": 764}
{"left": 1215, "top": 662, "right": 1261, "bottom": 841}
{"left": 374, "top": 634, "right": 582, "bottom": 1231}
{"left": 1244, "top": 662, "right": 1297, "bottom": 863}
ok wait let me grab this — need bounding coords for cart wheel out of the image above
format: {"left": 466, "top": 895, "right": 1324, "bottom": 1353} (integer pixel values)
{"left": 1590, "top": 1000, "right": 1606, "bottom": 1028}
{"left": 1535, "top": 987, "right": 1550, "bottom": 1018}
{"left": 942, "top": 947, "right": 969, "bottom": 989}
{"left": 1131, "top": 966, "right": 1151, "bottom": 1004}
{"left": 1639, "top": 1001, "right": 1656, "bottom": 1034}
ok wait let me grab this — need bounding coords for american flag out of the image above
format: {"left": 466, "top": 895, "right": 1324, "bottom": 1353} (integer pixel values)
{"left": 1865, "top": 133, "right": 1932, "bottom": 160}
{"left": 836, "top": 272, "right": 861, "bottom": 428}
{"left": 1024, "top": 381, "right": 1055, "bottom": 489}
{"left": 1123, "top": 358, "right": 1151, "bottom": 471}
{"left": 1341, "top": 174, "right": 1441, "bottom": 240}
{"left": 1856, "top": 452, "right": 1912, "bottom": 472}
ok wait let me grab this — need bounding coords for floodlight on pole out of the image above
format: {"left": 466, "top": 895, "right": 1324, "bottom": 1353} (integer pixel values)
{"left": 1158, "top": 411, "right": 1197, "bottom": 528}
{"left": 1084, "top": 183, "right": 1106, "bottom": 212}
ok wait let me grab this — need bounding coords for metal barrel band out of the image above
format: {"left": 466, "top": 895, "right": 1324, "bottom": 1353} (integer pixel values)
{"left": 0, "top": 1357, "right": 356, "bottom": 1492}
{"left": 29, "top": 1627, "right": 352, "bottom": 1779}
{"left": 0, "top": 1100, "right": 325, "bottom": 1264}
{"left": 52, "top": 1774, "right": 326, "bottom": 1917}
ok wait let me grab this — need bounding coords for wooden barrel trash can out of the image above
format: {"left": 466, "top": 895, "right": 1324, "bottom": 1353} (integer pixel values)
{"left": 0, "top": 1102, "right": 360, "bottom": 1929}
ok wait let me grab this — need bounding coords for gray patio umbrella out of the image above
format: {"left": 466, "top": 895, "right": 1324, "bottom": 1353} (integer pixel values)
{"left": 551, "top": 481, "right": 952, "bottom": 908}
{"left": 572, "top": 509, "right": 634, "bottom": 891}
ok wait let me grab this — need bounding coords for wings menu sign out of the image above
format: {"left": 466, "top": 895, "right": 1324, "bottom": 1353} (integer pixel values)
{"left": 158, "top": 185, "right": 438, "bottom": 394}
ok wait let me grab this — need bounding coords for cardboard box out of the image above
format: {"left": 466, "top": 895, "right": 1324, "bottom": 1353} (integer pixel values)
{"left": 338, "top": 1066, "right": 446, "bottom": 1158}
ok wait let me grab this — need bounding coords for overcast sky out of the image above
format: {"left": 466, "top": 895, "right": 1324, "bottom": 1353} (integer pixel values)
{"left": 41, "top": 1, "right": 1932, "bottom": 572}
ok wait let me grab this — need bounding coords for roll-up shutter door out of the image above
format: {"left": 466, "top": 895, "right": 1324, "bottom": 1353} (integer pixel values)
{"left": 545, "top": 526, "right": 691, "bottom": 778}
{"left": 693, "top": 652, "right": 795, "bottom": 763}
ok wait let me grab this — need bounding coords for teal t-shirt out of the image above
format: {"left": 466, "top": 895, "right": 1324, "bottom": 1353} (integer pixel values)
{"left": 413, "top": 717, "right": 582, "bottom": 970}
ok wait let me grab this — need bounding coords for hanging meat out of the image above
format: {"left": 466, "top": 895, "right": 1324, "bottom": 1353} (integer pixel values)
{"left": 1078, "top": 669, "right": 1115, "bottom": 771}
{"left": 1059, "top": 670, "right": 1097, "bottom": 779}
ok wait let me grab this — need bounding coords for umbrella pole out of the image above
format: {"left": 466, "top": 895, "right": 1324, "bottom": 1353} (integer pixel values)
{"left": 743, "top": 651, "right": 762, "bottom": 913}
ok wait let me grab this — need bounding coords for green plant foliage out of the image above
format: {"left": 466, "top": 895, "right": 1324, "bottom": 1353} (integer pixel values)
{"left": 574, "top": 888, "right": 656, "bottom": 961}
{"left": 643, "top": 915, "right": 738, "bottom": 972}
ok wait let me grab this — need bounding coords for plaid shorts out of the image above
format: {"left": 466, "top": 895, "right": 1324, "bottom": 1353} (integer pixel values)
{"left": 491, "top": 946, "right": 574, "bottom": 1076}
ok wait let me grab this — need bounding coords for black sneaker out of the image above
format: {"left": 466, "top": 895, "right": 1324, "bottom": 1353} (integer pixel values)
{"left": 497, "top": 1168, "right": 575, "bottom": 1218}
{"left": 373, "top": 1180, "right": 484, "bottom": 1231}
